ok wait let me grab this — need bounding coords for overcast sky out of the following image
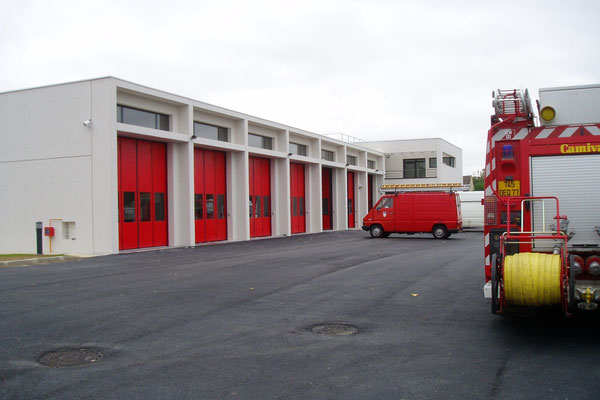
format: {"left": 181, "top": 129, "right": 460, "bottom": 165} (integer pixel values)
{"left": 2, "top": 0, "right": 599, "bottom": 175}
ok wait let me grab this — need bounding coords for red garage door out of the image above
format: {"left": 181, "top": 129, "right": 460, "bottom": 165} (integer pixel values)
{"left": 347, "top": 171, "right": 355, "bottom": 228}
{"left": 322, "top": 168, "right": 333, "bottom": 230}
{"left": 290, "top": 163, "right": 306, "bottom": 234}
{"left": 249, "top": 157, "right": 271, "bottom": 237}
{"left": 118, "top": 137, "right": 168, "bottom": 250}
{"left": 195, "top": 148, "right": 227, "bottom": 243}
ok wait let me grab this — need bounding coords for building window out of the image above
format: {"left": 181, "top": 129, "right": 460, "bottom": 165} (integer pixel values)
{"left": 347, "top": 155, "right": 357, "bottom": 166}
{"left": 429, "top": 157, "right": 437, "bottom": 168}
{"left": 248, "top": 133, "right": 273, "bottom": 150}
{"left": 367, "top": 160, "right": 375, "bottom": 169}
{"left": 155, "top": 193, "right": 166, "bottom": 221}
{"left": 321, "top": 149, "right": 334, "bottom": 161}
{"left": 193, "top": 122, "right": 228, "bottom": 142}
{"left": 117, "top": 105, "right": 169, "bottom": 131}
{"left": 404, "top": 158, "right": 426, "bottom": 178}
{"left": 289, "top": 142, "right": 307, "bottom": 156}
{"left": 443, "top": 156, "right": 456, "bottom": 168}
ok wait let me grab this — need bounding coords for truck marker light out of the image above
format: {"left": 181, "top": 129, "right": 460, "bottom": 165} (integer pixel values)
{"left": 540, "top": 106, "right": 556, "bottom": 121}
{"left": 502, "top": 144, "right": 514, "bottom": 160}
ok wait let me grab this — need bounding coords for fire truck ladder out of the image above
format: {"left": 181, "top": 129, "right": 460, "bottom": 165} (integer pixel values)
{"left": 493, "top": 88, "right": 532, "bottom": 119}
{"left": 379, "top": 183, "right": 462, "bottom": 194}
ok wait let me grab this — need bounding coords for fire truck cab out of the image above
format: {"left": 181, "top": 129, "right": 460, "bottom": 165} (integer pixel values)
{"left": 484, "top": 84, "right": 600, "bottom": 315}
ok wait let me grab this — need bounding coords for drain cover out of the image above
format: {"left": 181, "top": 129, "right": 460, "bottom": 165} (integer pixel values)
{"left": 38, "top": 347, "right": 103, "bottom": 368}
{"left": 308, "top": 323, "right": 360, "bottom": 336}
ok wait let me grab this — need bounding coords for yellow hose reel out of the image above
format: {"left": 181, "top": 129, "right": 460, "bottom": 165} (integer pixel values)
{"left": 503, "top": 253, "right": 562, "bottom": 307}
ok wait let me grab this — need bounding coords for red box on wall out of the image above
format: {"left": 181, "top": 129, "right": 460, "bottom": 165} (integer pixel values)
{"left": 44, "top": 227, "right": 55, "bottom": 237}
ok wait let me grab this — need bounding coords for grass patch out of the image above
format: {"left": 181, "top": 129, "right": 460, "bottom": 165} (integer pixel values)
{"left": 0, "top": 254, "right": 64, "bottom": 261}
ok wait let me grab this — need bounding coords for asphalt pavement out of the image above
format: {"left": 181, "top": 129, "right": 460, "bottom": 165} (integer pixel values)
{"left": 1, "top": 231, "right": 599, "bottom": 399}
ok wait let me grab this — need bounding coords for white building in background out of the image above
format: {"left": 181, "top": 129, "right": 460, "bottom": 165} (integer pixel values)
{"left": 0, "top": 77, "right": 385, "bottom": 256}
{"left": 361, "top": 138, "right": 463, "bottom": 186}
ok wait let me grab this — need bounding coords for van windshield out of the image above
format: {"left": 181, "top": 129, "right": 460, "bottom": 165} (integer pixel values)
{"left": 376, "top": 197, "right": 394, "bottom": 210}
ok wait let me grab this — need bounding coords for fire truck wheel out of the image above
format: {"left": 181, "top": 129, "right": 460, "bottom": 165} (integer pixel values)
{"left": 491, "top": 253, "right": 500, "bottom": 314}
{"left": 370, "top": 225, "right": 385, "bottom": 238}
{"left": 432, "top": 225, "right": 448, "bottom": 239}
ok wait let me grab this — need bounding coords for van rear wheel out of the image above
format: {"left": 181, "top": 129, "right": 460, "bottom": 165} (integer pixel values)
{"left": 432, "top": 225, "right": 448, "bottom": 239}
{"left": 370, "top": 225, "right": 385, "bottom": 238}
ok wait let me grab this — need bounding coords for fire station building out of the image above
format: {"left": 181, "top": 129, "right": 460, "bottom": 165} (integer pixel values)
{"left": 0, "top": 77, "right": 385, "bottom": 256}
{"left": 361, "top": 138, "right": 463, "bottom": 186}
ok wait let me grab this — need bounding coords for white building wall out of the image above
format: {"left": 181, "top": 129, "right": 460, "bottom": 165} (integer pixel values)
{"left": 229, "top": 149, "right": 249, "bottom": 241}
{"left": 0, "top": 77, "right": 385, "bottom": 255}
{"left": 437, "top": 139, "right": 463, "bottom": 184}
{"left": 333, "top": 167, "right": 346, "bottom": 230}
{"left": 90, "top": 79, "right": 119, "bottom": 255}
{"left": 168, "top": 141, "right": 194, "bottom": 247}
{"left": 0, "top": 81, "right": 95, "bottom": 255}
{"left": 361, "top": 138, "right": 462, "bottom": 186}
{"left": 356, "top": 168, "right": 368, "bottom": 225}
{"left": 273, "top": 156, "right": 289, "bottom": 237}
{"left": 307, "top": 163, "right": 321, "bottom": 231}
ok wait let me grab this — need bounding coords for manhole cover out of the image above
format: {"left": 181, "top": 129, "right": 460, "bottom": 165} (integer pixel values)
{"left": 38, "top": 347, "right": 103, "bottom": 368}
{"left": 308, "top": 323, "right": 360, "bottom": 336}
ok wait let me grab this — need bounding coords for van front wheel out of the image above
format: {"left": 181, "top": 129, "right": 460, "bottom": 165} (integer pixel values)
{"left": 370, "top": 225, "right": 385, "bottom": 238}
{"left": 432, "top": 225, "right": 448, "bottom": 239}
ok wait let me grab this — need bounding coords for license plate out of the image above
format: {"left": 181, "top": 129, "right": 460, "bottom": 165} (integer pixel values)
{"left": 498, "top": 180, "right": 520, "bottom": 196}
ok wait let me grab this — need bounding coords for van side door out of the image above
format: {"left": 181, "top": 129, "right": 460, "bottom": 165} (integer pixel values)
{"left": 413, "top": 193, "right": 434, "bottom": 232}
{"left": 394, "top": 194, "right": 413, "bottom": 232}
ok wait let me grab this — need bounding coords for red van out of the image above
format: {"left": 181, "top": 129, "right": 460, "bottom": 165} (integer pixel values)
{"left": 362, "top": 191, "right": 462, "bottom": 239}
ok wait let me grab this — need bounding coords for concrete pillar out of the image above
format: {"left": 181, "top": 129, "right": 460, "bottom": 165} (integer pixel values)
{"left": 274, "top": 157, "right": 290, "bottom": 236}
{"left": 308, "top": 163, "right": 321, "bottom": 233}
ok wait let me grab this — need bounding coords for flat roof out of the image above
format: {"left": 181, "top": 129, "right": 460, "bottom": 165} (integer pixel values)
{"left": 1, "top": 76, "right": 383, "bottom": 154}
{"left": 540, "top": 84, "right": 600, "bottom": 92}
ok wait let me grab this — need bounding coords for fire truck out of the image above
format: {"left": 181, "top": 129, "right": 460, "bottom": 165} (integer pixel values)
{"left": 483, "top": 84, "right": 600, "bottom": 316}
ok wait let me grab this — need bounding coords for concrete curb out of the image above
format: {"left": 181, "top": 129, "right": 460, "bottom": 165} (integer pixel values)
{"left": 0, "top": 256, "right": 73, "bottom": 267}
